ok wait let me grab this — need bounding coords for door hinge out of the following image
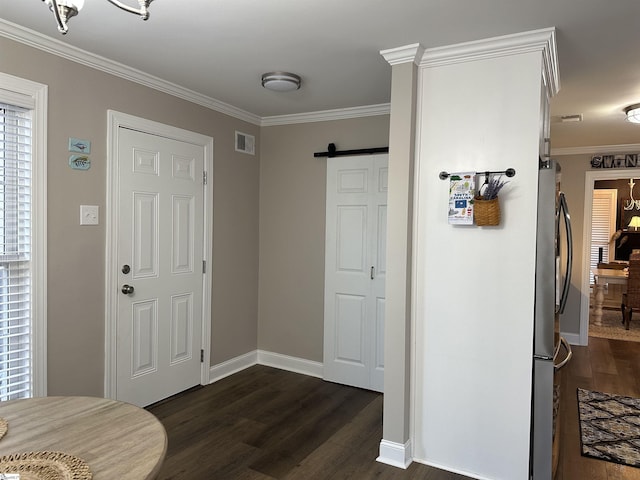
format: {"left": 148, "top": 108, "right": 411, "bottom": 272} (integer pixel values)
{"left": 202, "top": 260, "right": 206, "bottom": 273}
{"left": 200, "top": 349, "right": 204, "bottom": 363}
{"left": 203, "top": 171, "right": 208, "bottom": 185}
{"left": 539, "top": 156, "right": 551, "bottom": 170}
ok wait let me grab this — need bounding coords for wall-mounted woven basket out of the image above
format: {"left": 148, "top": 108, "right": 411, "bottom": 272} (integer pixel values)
{"left": 474, "top": 196, "right": 501, "bottom": 226}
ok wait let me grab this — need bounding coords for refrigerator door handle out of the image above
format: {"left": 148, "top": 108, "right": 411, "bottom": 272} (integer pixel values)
{"left": 557, "top": 192, "right": 573, "bottom": 314}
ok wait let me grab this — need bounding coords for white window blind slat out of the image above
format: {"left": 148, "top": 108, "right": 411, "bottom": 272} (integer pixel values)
{"left": 0, "top": 102, "right": 32, "bottom": 400}
{"left": 591, "top": 189, "right": 618, "bottom": 284}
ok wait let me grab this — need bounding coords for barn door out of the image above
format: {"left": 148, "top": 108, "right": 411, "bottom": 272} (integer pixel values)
{"left": 323, "top": 154, "right": 387, "bottom": 392}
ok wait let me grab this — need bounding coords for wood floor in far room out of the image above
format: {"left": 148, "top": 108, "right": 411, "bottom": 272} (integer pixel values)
{"left": 557, "top": 336, "right": 640, "bottom": 480}
{"left": 147, "top": 365, "right": 468, "bottom": 480}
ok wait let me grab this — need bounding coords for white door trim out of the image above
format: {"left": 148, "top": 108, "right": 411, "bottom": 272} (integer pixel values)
{"left": 104, "top": 110, "right": 213, "bottom": 399}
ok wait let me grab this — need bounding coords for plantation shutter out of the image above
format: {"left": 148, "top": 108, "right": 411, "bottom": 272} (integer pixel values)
{"left": 591, "top": 189, "right": 617, "bottom": 284}
{"left": 0, "top": 102, "right": 32, "bottom": 400}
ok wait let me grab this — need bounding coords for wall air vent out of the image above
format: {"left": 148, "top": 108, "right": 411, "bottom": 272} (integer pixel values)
{"left": 235, "top": 131, "right": 255, "bottom": 155}
{"left": 551, "top": 114, "right": 584, "bottom": 124}
{"left": 560, "top": 114, "right": 583, "bottom": 123}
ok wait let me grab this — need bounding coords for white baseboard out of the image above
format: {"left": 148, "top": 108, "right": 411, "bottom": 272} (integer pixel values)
{"left": 208, "top": 349, "right": 324, "bottom": 383}
{"left": 377, "top": 439, "right": 412, "bottom": 469}
{"left": 257, "top": 350, "right": 324, "bottom": 378}
{"left": 208, "top": 350, "right": 257, "bottom": 384}
{"left": 561, "top": 331, "right": 582, "bottom": 346}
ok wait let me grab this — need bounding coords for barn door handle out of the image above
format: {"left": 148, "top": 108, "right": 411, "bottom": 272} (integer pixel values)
{"left": 121, "top": 284, "right": 135, "bottom": 295}
{"left": 371, "top": 266, "right": 375, "bottom": 280}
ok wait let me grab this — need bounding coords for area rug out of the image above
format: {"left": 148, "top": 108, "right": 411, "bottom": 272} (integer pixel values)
{"left": 578, "top": 388, "right": 640, "bottom": 467}
{"left": 589, "top": 308, "right": 640, "bottom": 343}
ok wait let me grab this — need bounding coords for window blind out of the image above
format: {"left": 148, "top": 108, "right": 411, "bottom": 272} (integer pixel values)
{"left": 591, "top": 189, "right": 617, "bottom": 284}
{"left": 0, "top": 102, "right": 32, "bottom": 400}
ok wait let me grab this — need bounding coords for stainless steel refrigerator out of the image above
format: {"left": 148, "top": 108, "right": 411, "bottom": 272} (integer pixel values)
{"left": 531, "top": 158, "right": 573, "bottom": 480}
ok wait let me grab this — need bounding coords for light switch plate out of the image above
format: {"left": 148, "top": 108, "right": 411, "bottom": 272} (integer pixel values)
{"left": 80, "top": 205, "right": 99, "bottom": 225}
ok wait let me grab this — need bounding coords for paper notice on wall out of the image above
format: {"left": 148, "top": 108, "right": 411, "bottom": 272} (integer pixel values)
{"left": 448, "top": 172, "right": 475, "bottom": 225}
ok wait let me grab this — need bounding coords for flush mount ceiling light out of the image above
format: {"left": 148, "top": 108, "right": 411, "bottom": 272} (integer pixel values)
{"left": 42, "top": 0, "right": 153, "bottom": 35}
{"left": 261, "top": 72, "right": 301, "bottom": 92}
{"left": 624, "top": 103, "right": 640, "bottom": 124}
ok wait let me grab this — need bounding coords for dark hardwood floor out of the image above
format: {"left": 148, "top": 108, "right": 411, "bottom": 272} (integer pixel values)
{"left": 148, "top": 337, "right": 640, "bottom": 479}
{"left": 557, "top": 336, "right": 640, "bottom": 480}
{"left": 148, "top": 365, "right": 466, "bottom": 479}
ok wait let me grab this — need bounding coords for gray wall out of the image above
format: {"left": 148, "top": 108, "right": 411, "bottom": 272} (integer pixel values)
{"left": 554, "top": 154, "right": 586, "bottom": 337}
{"left": 258, "top": 117, "right": 390, "bottom": 361}
{"left": 2, "top": 34, "right": 391, "bottom": 395}
{"left": 555, "top": 153, "right": 640, "bottom": 339}
{"left": 2, "top": 36, "right": 260, "bottom": 395}
{"left": 382, "top": 60, "right": 416, "bottom": 446}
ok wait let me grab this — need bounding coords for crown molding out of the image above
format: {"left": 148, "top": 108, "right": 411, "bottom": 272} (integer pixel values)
{"left": 540, "top": 28, "right": 560, "bottom": 97}
{"left": 420, "top": 27, "right": 560, "bottom": 97}
{"left": 380, "top": 43, "right": 424, "bottom": 66}
{"left": 552, "top": 143, "right": 640, "bottom": 156}
{"left": 260, "top": 103, "right": 390, "bottom": 127}
{"left": 1, "top": 19, "right": 389, "bottom": 127}
{"left": 0, "top": 18, "right": 262, "bottom": 125}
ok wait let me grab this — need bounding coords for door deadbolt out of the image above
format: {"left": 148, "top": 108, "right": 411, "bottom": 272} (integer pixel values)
{"left": 121, "top": 284, "right": 135, "bottom": 295}
{"left": 122, "top": 264, "right": 131, "bottom": 274}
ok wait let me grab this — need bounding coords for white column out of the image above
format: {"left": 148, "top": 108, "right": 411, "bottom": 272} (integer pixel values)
{"left": 377, "top": 43, "right": 423, "bottom": 469}
{"left": 412, "top": 28, "right": 559, "bottom": 480}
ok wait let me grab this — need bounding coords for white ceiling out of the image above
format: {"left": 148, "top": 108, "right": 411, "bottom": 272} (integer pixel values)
{"left": 2, "top": 0, "right": 640, "bottom": 148}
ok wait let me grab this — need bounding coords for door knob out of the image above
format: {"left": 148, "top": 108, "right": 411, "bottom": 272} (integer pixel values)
{"left": 121, "top": 284, "right": 135, "bottom": 295}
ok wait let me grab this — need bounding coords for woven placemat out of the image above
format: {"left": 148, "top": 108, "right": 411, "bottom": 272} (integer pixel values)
{"left": 0, "top": 418, "right": 7, "bottom": 441}
{"left": 0, "top": 451, "right": 92, "bottom": 480}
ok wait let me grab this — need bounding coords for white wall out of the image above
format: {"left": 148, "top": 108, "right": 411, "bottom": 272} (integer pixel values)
{"left": 412, "top": 38, "right": 553, "bottom": 478}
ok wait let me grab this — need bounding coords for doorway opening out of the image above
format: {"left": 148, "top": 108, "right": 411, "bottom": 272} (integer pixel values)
{"left": 582, "top": 169, "right": 640, "bottom": 344}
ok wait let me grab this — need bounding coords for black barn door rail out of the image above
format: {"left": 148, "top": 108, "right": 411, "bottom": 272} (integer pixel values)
{"left": 314, "top": 143, "right": 389, "bottom": 158}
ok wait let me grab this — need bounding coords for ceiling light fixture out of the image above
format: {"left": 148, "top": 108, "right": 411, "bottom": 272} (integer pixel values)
{"left": 624, "top": 104, "right": 640, "bottom": 124}
{"left": 261, "top": 72, "right": 301, "bottom": 92}
{"left": 42, "top": 0, "right": 153, "bottom": 35}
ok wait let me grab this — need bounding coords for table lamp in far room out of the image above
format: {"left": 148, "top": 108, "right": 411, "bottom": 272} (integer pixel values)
{"left": 628, "top": 216, "right": 640, "bottom": 231}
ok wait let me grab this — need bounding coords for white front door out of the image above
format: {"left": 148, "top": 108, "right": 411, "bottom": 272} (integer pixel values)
{"left": 116, "top": 127, "right": 205, "bottom": 407}
{"left": 323, "top": 154, "right": 387, "bottom": 392}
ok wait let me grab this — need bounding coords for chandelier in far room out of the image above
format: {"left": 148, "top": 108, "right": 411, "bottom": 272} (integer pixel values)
{"left": 42, "top": 0, "right": 153, "bottom": 35}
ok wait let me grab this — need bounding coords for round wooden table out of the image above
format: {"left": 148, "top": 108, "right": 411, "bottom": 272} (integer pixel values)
{"left": 0, "top": 396, "right": 167, "bottom": 479}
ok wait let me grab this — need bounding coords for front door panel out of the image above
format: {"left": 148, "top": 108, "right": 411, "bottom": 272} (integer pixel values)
{"left": 116, "top": 127, "right": 204, "bottom": 407}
